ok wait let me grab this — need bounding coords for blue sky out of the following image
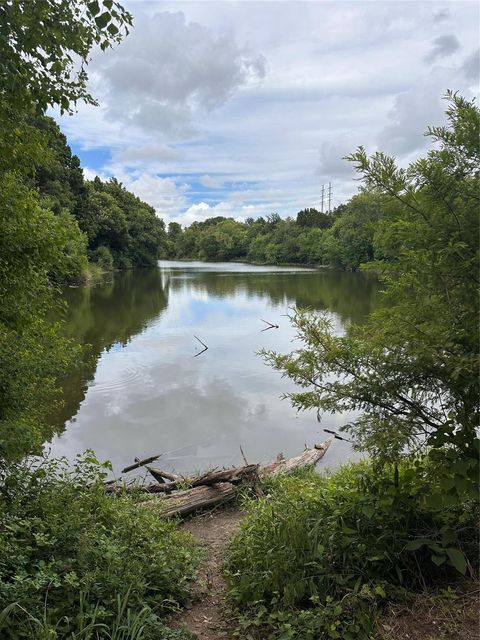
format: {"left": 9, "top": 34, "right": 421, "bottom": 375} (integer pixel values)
{"left": 55, "top": 0, "right": 479, "bottom": 226}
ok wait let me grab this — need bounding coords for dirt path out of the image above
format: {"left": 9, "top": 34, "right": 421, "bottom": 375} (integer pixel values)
{"left": 172, "top": 507, "right": 244, "bottom": 639}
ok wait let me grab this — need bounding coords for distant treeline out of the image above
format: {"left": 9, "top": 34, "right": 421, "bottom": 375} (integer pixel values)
{"left": 34, "top": 115, "right": 387, "bottom": 276}
{"left": 164, "top": 193, "right": 386, "bottom": 270}
{"left": 31, "top": 116, "right": 167, "bottom": 280}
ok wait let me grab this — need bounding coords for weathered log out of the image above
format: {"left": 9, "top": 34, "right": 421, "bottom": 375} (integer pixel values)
{"left": 138, "top": 442, "right": 330, "bottom": 517}
{"left": 138, "top": 463, "right": 260, "bottom": 494}
{"left": 122, "top": 455, "right": 161, "bottom": 473}
{"left": 146, "top": 467, "right": 180, "bottom": 484}
{"left": 259, "top": 440, "right": 330, "bottom": 477}
{"left": 191, "top": 464, "right": 258, "bottom": 488}
{"left": 139, "top": 483, "right": 236, "bottom": 517}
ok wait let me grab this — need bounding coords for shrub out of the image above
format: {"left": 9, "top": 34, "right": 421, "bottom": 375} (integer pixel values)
{"left": 226, "top": 459, "right": 478, "bottom": 639}
{"left": 90, "top": 245, "right": 114, "bottom": 271}
{"left": 0, "top": 454, "right": 199, "bottom": 639}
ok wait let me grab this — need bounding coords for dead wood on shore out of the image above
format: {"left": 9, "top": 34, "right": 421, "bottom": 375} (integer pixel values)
{"left": 112, "top": 441, "right": 330, "bottom": 517}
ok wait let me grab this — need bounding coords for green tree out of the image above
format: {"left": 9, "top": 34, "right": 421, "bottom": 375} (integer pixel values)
{"left": 0, "top": 0, "right": 131, "bottom": 114}
{"left": 321, "top": 192, "right": 384, "bottom": 269}
{"left": 86, "top": 178, "right": 167, "bottom": 268}
{"left": 263, "top": 94, "right": 479, "bottom": 495}
{"left": 296, "top": 207, "right": 333, "bottom": 229}
{"left": 0, "top": 0, "right": 131, "bottom": 459}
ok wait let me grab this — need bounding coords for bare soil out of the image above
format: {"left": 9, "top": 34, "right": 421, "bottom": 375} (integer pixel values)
{"left": 378, "top": 581, "right": 480, "bottom": 640}
{"left": 171, "top": 506, "right": 244, "bottom": 640}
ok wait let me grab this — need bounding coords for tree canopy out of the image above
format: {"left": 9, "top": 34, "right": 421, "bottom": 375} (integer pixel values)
{"left": 0, "top": 0, "right": 132, "bottom": 459}
{"left": 263, "top": 93, "right": 479, "bottom": 500}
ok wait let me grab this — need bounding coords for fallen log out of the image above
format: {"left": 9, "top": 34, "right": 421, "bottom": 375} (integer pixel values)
{"left": 192, "top": 464, "right": 259, "bottom": 487}
{"left": 139, "top": 483, "right": 236, "bottom": 517}
{"left": 137, "top": 463, "right": 260, "bottom": 494}
{"left": 138, "top": 441, "right": 330, "bottom": 517}
{"left": 259, "top": 441, "right": 330, "bottom": 477}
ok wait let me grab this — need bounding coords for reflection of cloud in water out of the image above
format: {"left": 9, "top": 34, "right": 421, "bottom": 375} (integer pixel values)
{"left": 50, "top": 364, "right": 360, "bottom": 476}
{"left": 48, "top": 263, "right": 377, "bottom": 475}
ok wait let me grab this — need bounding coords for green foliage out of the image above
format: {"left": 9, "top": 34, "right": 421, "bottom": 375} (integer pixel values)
{"left": 262, "top": 94, "right": 479, "bottom": 476}
{"left": 90, "top": 245, "right": 115, "bottom": 272}
{"left": 0, "top": 0, "right": 132, "bottom": 114}
{"left": 321, "top": 193, "right": 384, "bottom": 269}
{"left": 0, "top": 0, "right": 133, "bottom": 461}
{"left": 165, "top": 200, "right": 378, "bottom": 269}
{"left": 86, "top": 178, "right": 167, "bottom": 268}
{"left": 296, "top": 207, "right": 333, "bottom": 229}
{"left": 226, "top": 460, "right": 479, "bottom": 639}
{"left": 0, "top": 173, "right": 84, "bottom": 459}
{"left": 0, "top": 454, "right": 199, "bottom": 639}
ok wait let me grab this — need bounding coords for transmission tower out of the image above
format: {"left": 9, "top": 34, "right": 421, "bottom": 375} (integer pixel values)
{"left": 328, "top": 182, "right": 332, "bottom": 213}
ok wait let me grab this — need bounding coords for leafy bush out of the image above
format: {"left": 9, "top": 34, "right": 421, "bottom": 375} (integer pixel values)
{"left": 0, "top": 454, "right": 199, "bottom": 639}
{"left": 226, "top": 459, "right": 478, "bottom": 639}
{"left": 90, "top": 245, "right": 114, "bottom": 271}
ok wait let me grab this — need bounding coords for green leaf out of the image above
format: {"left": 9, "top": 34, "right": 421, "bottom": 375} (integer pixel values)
{"left": 107, "top": 23, "right": 119, "bottom": 36}
{"left": 341, "top": 526, "right": 357, "bottom": 535}
{"left": 361, "top": 504, "right": 375, "bottom": 518}
{"left": 405, "top": 538, "right": 430, "bottom": 551}
{"left": 95, "top": 12, "right": 111, "bottom": 29}
{"left": 446, "top": 548, "right": 467, "bottom": 575}
{"left": 88, "top": 1, "right": 100, "bottom": 15}
{"left": 431, "top": 554, "right": 446, "bottom": 566}
{"left": 374, "top": 585, "right": 386, "bottom": 597}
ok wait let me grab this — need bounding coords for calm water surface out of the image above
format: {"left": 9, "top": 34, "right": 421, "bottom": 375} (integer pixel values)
{"left": 47, "top": 261, "right": 380, "bottom": 475}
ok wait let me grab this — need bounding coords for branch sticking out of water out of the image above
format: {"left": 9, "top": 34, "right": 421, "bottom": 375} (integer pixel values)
{"left": 122, "top": 454, "right": 162, "bottom": 474}
{"left": 193, "top": 335, "right": 208, "bottom": 357}
{"left": 323, "top": 428, "right": 353, "bottom": 443}
{"left": 260, "top": 319, "right": 279, "bottom": 332}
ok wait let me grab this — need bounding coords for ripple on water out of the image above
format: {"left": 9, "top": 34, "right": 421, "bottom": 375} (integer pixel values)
{"left": 88, "top": 363, "right": 152, "bottom": 396}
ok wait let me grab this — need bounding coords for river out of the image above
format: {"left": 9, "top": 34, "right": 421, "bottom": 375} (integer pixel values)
{"left": 46, "top": 260, "right": 380, "bottom": 475}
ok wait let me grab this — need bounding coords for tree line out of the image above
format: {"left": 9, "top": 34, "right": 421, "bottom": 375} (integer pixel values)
{"left": 165, "top": 193, "right": 385, "bottom": 270}
{"left": 32, "top": 115, "right": 168, "bottom": 279}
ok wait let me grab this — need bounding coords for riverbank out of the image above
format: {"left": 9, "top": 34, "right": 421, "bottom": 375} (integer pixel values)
{"left": 0, "top": 447, "right": 477, "bottom": 639}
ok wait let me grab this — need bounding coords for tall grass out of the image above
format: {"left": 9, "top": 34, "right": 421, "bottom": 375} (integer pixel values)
{"left": 226, "top": 460, "right": 478, "bottom": 639}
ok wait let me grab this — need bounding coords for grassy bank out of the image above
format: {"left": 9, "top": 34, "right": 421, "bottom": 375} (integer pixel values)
{"left": 0, "top": 454, "right": 200, "bottom": 639}
{"left": 226, "top": 459, "right": 478, "bottom": 639}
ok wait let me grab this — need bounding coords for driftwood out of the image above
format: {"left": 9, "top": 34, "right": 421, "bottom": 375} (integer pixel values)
{"left": 121, "top": 454, "right": 161, "bottom": 474}
{"left": 124, "top": 463, "right": 260, "bottom": 494}
{"left": 140, "top": 483, "right": 237, "bottom": 517}
{"left": 137, "top": 441, "right": 330, "bottom": 517}
{"left": 146, "top": 467, "right": 180, "bottom": 484}
{"left": 259, "top": 441, "right": 330, "bottom": 477}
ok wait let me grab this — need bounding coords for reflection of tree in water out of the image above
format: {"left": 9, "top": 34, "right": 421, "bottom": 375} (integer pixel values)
{"left": 51, "top": 269, "right": 169, "bottom": 432}
{"left": 169, "top": 269, "right": 380, "bottom": 325}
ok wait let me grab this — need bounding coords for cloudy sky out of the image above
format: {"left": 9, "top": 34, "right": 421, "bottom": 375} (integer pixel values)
{"left": 55, "top": 0, "right": 479, "bottom": 226}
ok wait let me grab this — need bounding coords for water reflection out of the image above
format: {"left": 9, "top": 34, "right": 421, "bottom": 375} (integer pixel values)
{"left": 52, "top": 269, "right": 169, "bottom": 428}
{"left": 48, "top": 261, "right": 379, "bottom": 474}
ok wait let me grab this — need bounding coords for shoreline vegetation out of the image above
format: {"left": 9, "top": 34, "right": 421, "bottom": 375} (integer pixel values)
{"left": 0, "top": 1, "right": 478, "bottom": 639}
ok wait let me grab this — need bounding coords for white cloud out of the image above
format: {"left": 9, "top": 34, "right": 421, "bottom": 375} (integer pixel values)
{"left": 181, "top": 201, "right": 234, "bottom": 226}
{"left": 112, "top": 143, "right": 180, "bottom": 165}
{"left": 94, "top": 10, "right": 266, "bottom": 137}
{"left": 461, "top": 49, "right": 480, "bottom": 82}
{"left": 199, "top": 175, "right": 225, "bottom": 189}
{"left": 56, "top": 1, "right": 479, "bottom": 227}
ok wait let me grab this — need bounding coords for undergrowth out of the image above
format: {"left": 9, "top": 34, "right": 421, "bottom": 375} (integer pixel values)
{"left": 0, "top": 453, "right": 199, "bottom": 639}
{"left": 226, "top": 458, "right": 478, "bottom": 639}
